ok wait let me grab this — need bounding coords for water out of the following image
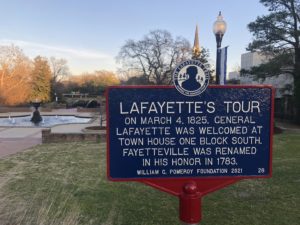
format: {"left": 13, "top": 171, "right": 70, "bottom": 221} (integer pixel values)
{"left": 0, "top": 115, "right": 91, "bottom": 127}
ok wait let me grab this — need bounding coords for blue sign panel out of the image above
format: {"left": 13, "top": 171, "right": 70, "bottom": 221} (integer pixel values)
{"left": 107, "top": 86, "right": 273, "bottom": 179}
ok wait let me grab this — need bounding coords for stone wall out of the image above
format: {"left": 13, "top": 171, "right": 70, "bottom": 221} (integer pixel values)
{"left": 77, "top": 107, "right": 100, "bottom": 113}
{"left": 42, "top": 129, "right": 106, "bottom": 143}
{"left": 0, "top": 107, "right": 52, "bottom": 113}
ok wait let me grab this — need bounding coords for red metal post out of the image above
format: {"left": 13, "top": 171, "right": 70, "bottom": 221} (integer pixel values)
{"left": 179, "top": 181, "right": 202, "bottom": 224}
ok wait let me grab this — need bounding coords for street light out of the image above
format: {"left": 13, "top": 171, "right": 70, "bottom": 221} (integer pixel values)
{"left": 213, "top": 11, "right": 227, "bottom": 84}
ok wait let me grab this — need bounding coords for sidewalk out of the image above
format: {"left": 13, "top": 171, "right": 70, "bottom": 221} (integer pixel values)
{"left": 0, "top": 127, "right": 42, "bottom": 158}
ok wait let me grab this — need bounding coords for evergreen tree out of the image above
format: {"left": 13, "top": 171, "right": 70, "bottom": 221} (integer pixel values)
{"left": 31, "top": 56, "right": 52, "bottom": 102}
{"left": 247, "top": 0, "right": 300, "bottom": 122}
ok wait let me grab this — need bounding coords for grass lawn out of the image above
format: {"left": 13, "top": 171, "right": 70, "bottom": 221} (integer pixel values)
{"left": 0, "top": 133, "right": 299, "bottom": 225}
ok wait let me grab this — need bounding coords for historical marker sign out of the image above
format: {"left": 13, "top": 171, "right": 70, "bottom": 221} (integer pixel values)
{"left": 107, "top": 85, "right": 274, "bottom": 180}
{"left": 106, "top": 60, "right": 274, "bottom": 225}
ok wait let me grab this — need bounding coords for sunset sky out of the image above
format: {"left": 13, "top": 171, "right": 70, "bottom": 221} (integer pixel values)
{"left": 0, "top": 0, "right": 268, "bottom": 75}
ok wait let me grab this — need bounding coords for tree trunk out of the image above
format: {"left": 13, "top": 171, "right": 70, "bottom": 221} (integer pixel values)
{"left": 293, "top": 48, "right": 300, "bottom": 124}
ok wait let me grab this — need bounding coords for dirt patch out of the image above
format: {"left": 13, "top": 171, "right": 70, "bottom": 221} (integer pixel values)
{"left": 274, "top": 126, "right": 283, "bottom": 134}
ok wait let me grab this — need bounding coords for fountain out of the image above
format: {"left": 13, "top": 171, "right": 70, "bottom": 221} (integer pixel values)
{"left": 31, "top": 99, "right": 42, "bottom": 124}
{"left": 0, "top": 99, "right": 92, "bottom": 127}
{"left": 0, "top": 115, "right": 91, "bottom": 127}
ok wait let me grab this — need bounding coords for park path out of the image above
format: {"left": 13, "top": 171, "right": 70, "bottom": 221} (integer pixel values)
{"left": 0, "top": 127, "right": 42, "bottom": 158}
{"left": 276, "top": 121, "right": 300, "bottom": 132}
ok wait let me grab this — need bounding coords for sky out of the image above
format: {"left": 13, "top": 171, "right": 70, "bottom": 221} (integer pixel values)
{"left": 0, "top": 0, "right": 269, "bottom": 75}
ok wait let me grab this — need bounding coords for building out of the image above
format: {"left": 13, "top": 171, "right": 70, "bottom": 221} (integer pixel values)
{"left": 227, "top": 71, "right": 239, "bottom": 81}
{"left": 240, "top": 51, "right": 295, "bottom": 120}
{"left": 240, "top": 52, "right": 269, "bottom": 71}
{"left": 240, "top": 52, "right": 293, "bottom": 97}
{"left": 227, "top": 52, "right": 268, "bottom": 83}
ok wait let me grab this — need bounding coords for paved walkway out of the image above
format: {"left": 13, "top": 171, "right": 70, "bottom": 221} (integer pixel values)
{"left": 0, "top": 109, "right": 100, "bottom": 158}
{"left": 0, "top": 127, "right": 42, "bottom": 158}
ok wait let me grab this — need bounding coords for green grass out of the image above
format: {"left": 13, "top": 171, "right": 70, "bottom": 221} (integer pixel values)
{"left": 0, "top": 133, "right": 299, "bottom": 225}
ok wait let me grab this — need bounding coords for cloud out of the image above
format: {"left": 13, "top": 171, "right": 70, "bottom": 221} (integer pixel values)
{"left": 0, "top": 39, "right": 111, "bottom": 59}
{"left": 0, "top": 39, "right": 117, "bottom": 73}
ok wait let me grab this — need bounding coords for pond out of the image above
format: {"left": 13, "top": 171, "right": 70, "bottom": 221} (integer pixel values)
{"left": 0, "top": 115, "right": 91, "bottom": 127}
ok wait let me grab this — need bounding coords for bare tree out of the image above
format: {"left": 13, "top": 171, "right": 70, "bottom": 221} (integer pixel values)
{"left": 49, "top": 57, "right": 70, "bottom": 82}
{"left": 48, "top": 57, "right": 70, "bottom": 100}
{"left": 117, "top": 30, "right": 191, "bottom": 85}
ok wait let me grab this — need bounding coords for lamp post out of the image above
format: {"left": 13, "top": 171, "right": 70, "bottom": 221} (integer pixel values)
{"left": 213, "top": 11, "right": 227, "bottom": 84}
